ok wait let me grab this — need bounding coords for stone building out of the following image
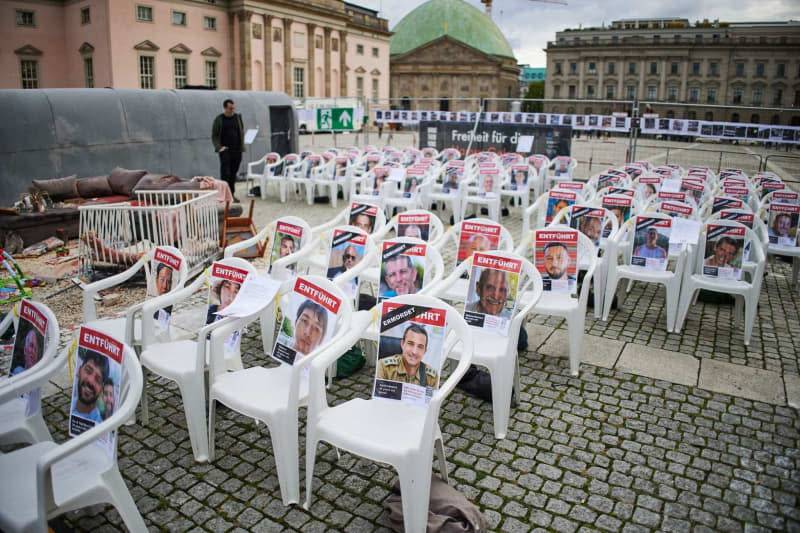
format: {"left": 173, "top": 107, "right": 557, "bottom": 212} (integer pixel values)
{"left": 389, "top": 0, "right": 519, "bottom": 112}
{"left": 544, "top": 18, "right": 800, "bottom": 125}
{"left": 1, "top": 0, "right": 391, "bottom": 100}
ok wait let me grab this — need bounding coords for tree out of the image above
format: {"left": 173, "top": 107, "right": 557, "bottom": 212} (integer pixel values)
{"left": 522, "top": 81, "right": 544, "bottom": 113}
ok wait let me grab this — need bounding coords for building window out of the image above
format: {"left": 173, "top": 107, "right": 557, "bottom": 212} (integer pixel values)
{"left": 695, "top": 34, "right": 703, "bottom": 42}
{"left": 646, "top": 86, "right": 655, "bottom": 99}
{"left": 84, "top": 57, "right": 94, "bottom": 88}
{"left": 606, "top": 85, "right": 615, "bottom": 99}
{"left": 629, "top": 62, "right": 636, "bottom": 74}
{"left": 705, "top": 111, "right": 714, "bottom": 121}
{"left": 707, "top": 88, "right": 716, "bottom": 103}
{"left": 554, "top": 62, "right": 562, "bottom": 75}
{"left": 626, "top": 86, "right": 635, "bottom": 99}
{"left": 773, "top": 89, "right": 783, "bottom": 106}
{"left": 691, "top": 62, "right": 700, "bottom": 76}
{"left": 650, "top": 62, "right": 657, "bottom": 75}
{"left": 205, "top": 61, "right": 217, "bottom": 88}
{"left": 755, "top": 62, "right": 765, "bottom": 77}
{"left": 356, "top": 44, "right": 364, "bottom": 55}
{"left": 293, "top": 32, "right": 304, "bottom": 47}
{"left": 81, "top": 7, "right": 91, "bottom": 25}
{"left": 795, "top": 90, "right": 800, "bottom": 108}
{"left": 588, "top": 62, "right": 596, "bottom": 75}
{"left": 139, "top": 56, "right": 155, "bottom": 88}
{"left": 689, "top": 87, "right": 699, "bottom": 102}
{"left": 136, "top": 5, "right": 153, "bottom": 22}
{"left": 735, "top": 62, "right": 744, "bottom": 77}
{"left": 331, "top": 38, "right": 338, "bottom": 51}
{"left": 293, "top": 66, "right": 304, "bottom": 98}
{"left": 670, "top": 62, "right": 678, "bottom": 75}
{"left": 673, "top": 35, "right": 681, "bottom": 42}
{"left": 315, "top": 35, "right": 322, "bottom": 49}
{"left": 273, "top": 28, "right": 282, "bottom": 42}
{"left": 568, "top": 85, "right": 576, "bottom": 98}
{"left": 252, "top": 24, "right": 262, "bottom": 39}
{"left": 16, "top": 10, "right": 35, "bottom": 26}
{"left": 20, "top": 60, "right": 39, "bottom": 89}
{"left": 776, "top": 63, "right": 785, "bottom": 78}
{"left": 203, "top": 16, "right": 216, "bottom": 30}
{"left": 608, "top": 61, "right": 615, "bottom": 74}
{"left": 733, "top": 87, "right": 743, "bottom": 104}
{"left": 586, "top": 85, "right": 595, "bottom": 97}
{"left": 687, "top": 111, "right": 696, "bottom": 120}
{"left": 751, "top": 114, "right": 760, "bottom": 123}
{"left": 355, "top": 77, "right": 364, "bottom": 98}
{"left": 569, "top": 62, "right": 577, "bottom": 74}
{"left": 709, "top": 62, "right": 718, "bottom": 76}
{"left": 753, "top": 88, "right": 762, "bottom": 105}
{"left": 372, "top": 47, "right": 379, "bottom": 57}
{"left": 667, "top": 87, "right": 677, "bottom": 101}
{"left": 653, "top": 35, "right": 660, "bottom": 43}
{"left": 171, "top": 11, "right": 186, "bottom": 26}
{"left": 174, "top": 58, "right": 187, "bottom": 89}
{"left": 372, "top": 78, "right": 379, "bottom": 102}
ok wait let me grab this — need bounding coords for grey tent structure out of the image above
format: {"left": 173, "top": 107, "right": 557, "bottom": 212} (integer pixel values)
{"left": 0, "top": 88, "right": 297, "bottom": 202}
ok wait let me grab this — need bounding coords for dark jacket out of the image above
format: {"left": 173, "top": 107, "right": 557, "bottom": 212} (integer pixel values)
{"left": 211, "top": 113, "right": 245, "bottom": 153}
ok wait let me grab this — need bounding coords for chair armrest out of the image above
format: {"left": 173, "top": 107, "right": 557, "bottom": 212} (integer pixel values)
{"left": 426, "top": 257, "right": 470, "bottom": 298}
{"left": 371, "top": 215, "right": 397, "bottom": 241}
{"left": 247, "top": 156, "right": 267, "bottom": 174}
{"left": 272, "top": 235, "right": 322, "bottom": 271}
{"left": 0, "top": 351, "right": 66, "bottom": 404}
{"left": 82, "top": 258, "right": 146, "bottom": 321}
{"left": 0, "top": 310, "right": 13, "bottom": 339}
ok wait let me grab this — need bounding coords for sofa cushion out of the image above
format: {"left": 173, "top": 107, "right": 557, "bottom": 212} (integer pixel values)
{"left": 132, "top": 174, "right": 182, "bottom": 193}
{"left": 76, "top": 175, "right": 113, "bottom": 198}
{"left": 31, "top": 175, "right": 78, "bottom": 201}
{"left": 108, "top": 167, "right": 147, "bottom": 197}
{"left": 166, "top": 180, "right": 202, "bottom": 190}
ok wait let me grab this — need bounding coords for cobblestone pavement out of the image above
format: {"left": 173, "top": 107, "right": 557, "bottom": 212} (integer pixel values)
{"left": 7, "top": 192, "right": 800, "bottom": 531}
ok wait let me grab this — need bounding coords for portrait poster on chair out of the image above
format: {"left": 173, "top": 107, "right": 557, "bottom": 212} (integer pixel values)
{"left": 767, "top": 203, "right": 800, "bottom": 247}
{"left": 147, "top": 247, "right": 182, "bottom": 331}
{"left": 69, "top": 326, "right": 123, "bottom": 459}
{"left": 570, "top": 205, "right": 605, "bottom": 247}
{"left": 711, "top": 196, "right": 743, "bottom": 214}
{"left": 9, "top": 299, "right": 47, "bottom": 415}
{"left": 601, "top": 195, "right": 632, "bottom": 237}
{"left": 637, "top": 175, "right": 661, "bottom": 198}
{"left": 703, "top": 224, "right": 746, "bottom": 280}
{"left": 478, "top": 168, "right": 500, "bottom": 198}
{"left": 659, "top": 201, "right": 694, "bottom": 219}
{"left": 374, "top": 301, "right": 446, "bottom": 406}
{"left": 509, "top": 165, "right": 530, "bottom": 191}
{"left": 457, "top": 221, "right": 501, "bottom": 265}
{"left": 272, "top": 278, "right": 341, "bottom": 366}
{"left": 365, "top": 154, "right": 381, "bottom": 173}
{"left": 349, "top": 202, "right": 379, "bottom": 234}
{"left": 379, "top": 241, "right": 427, "bottom": 301}
{"left": 631, "top": 217, "right": 672, "bottom": 271}
{"left": 404, "top": 168, "right": 425, "bottom": 198}
{"left": 442, "top": 162, "right": 464, "bottom": 194}
{"left": 207, "top": 262, "right": 250, "bottom": 354}
{"left": 545, "top": 189, "right": 578, "bottom": 224}
{"left": 464, "top": 252, "right": 521, "bottom": 335}
{"left": 305, "top": 155, "right": 321, "bottom": 178}
{"left": 334, "top": 157, "right": 348, "bottom": 181}
{"left": 372, "top": 167, "right": 389, "bottom": 195}
{"left": 397, "top": 213, "right": 431, "bottom": 241}
{"left": 326, "top": 229, "right": 367, "bottom": 300}
{"left": 268, "top": 221, "right": 303, "bottom": 274}
{"left": 533, "top": 229, "right": 578, "bottom": 294}
{"left": 771, "top": 191, "right": 799, "bottom": 205}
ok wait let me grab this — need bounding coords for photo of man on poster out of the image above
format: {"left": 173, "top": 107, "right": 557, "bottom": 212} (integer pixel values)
{"left": 291, "top": 299, "right": 328, "bottom": 356}
{"left": 466, "top": 268, "right": 512, "bottom": 319}
{"left": 71, "top": 349, "right": 108, "bottom": 424}
{"left": 704, "top": 236, "right": 741, "bottom": 268}
{"left": 633, "top": 227, "right": 668, "bottom": 261}
{"left": 540, "top": 242, "right": 576, "bottom": 282}
{"left": 376, "top": 324, "right": 438, "bottom": 387}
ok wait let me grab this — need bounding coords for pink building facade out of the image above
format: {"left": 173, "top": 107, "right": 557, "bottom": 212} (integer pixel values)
{"left": 1, "top": 0, "right": 391, "bottom": 100}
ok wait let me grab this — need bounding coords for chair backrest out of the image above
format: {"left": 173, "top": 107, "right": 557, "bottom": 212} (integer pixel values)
{"left": 378, "top": 236, "right": 445, "bottom": 299}
{"left": 444, "top": 218, "right": 513, "bottom": 260}
{"left": 550, "top": 156, "right": 576, "bottom": 178}
{"left": 266, "top": 216, "right": 313, "bottom": 278}
{"left": 323, "top": 225, "right": 376, "bottom": 303}
{"left": 550, "top": 204, "right": 619, "bottom": 246}
{"left": 2, "top": 300, "right": 61, "bottom": 398}
{"left": 281, "top": 153, "right": 301, "bottom": 177}
{"left": 692, "top": 221, "right": 764, "bottom": 280}
{"left": 346, "top": 201, "right": 387, "bottom": 236}
{"left": 527, "top": 227, "right": 597, "bottom": 300}
{"left": 145, "top": 245, "right": 190, "bottom": 297}
{"left": 376, "top": 209, "right": 445, "bottom": 243}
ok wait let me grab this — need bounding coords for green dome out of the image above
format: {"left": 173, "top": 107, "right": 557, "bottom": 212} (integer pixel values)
{"left": 390, "top": 0, "right": 516, "bottom": 59}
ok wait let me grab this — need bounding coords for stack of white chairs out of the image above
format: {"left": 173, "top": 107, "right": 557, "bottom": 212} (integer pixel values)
{"left": 247, "top": 152, "right": 285, "bottom": 201}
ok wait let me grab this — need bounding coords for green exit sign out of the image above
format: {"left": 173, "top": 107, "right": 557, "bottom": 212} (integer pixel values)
{"left": 316, "top": 108, "right": 354, "bottom": 131}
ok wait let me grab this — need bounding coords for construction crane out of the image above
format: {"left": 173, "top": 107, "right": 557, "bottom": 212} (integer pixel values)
{"left": 481, "top": 0, "right": 567, "bottom": 19}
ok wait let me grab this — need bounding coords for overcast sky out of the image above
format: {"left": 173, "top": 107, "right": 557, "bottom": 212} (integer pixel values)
{"left": 356, "top": 0, "right": 798, "bottom": 67}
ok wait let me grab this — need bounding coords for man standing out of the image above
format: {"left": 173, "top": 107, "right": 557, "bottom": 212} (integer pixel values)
{"left": 212, "top": 99, "right": 245, "bottom": 202}
{"left": 376, "top": 325, "right": 438, "bottom": 387}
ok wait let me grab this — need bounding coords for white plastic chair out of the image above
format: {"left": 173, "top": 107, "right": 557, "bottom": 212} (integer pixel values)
{"left": 317, "top": 226, "right": 378, "bottom": 307}
{"left": 516, "top": 229, "right": 598, "bottom": 376}
{"left": 223, "top": 215, "right": 315, "bottom": 279}
{"left": 675, "top": 223, "right": 766, "bottom": 345}
{"left": 304, "top": 294, "right": 475, "bottom": 533}
{"left": 461, "top": 169, "right": 502, "bottom": 222}
{"left": 547, "top": 156, "right": 578, "bottom": 189}
{"left": 81, "top": 246, "right": 189, "bottom": 348}
{"left": 427, "top": 163, "right": 469, "bottom": 224}
{"left": 138, "top": 258, "right": 260, "bottom": 462}
{"left": 500, "top": 165, "right": 535, "bottom": 214}
{"left": 360, "top": 236, "right": 446, "bottom": 302}
{"left": 758, "top": 201, "right": 800, "bottom": 290}
{"left": 0, "top": 301, "right": 61, "bottom": 446}
{"left": 311, "top": 202, "right": 388, "bottom": 239}
{"left": 247, "top": 152, "right": 285, "bottom": 202}
{"left": 0, "top": 342, "right": 146, "bottom": 533}
{"left": 208, "top": 276, "right": 354, "bottom": 506}
{"left": 384, "top": 172, "right": 435, "bottom": 216}
{"left": 432, "top": 252, "right": 543, "bottom": 438}
{"left": 372, "top": 209, "right": 446, "bottom": 244}
{"left": 602, "top": 215, "right": 690, "bottom": 332}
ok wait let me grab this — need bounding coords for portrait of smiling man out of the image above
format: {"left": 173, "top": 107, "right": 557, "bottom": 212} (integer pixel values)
{"left": 71, "top": 350, "right": 108, "bottom": 424}
{"left": 466, "top": 268, "right": 512, "bottom": 319}
{"left": 376, "top": 324, "right": 438, "bottom": 387}
{"left": 382, "top": 255, "right": 419, "bottom": 297}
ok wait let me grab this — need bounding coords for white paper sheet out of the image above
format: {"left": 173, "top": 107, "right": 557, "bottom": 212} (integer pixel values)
{"left": 661, "top": 179, "right": 681, "bottom": 193}
{"left": 244, "top": 127, "right": 259, "bottom": 145}
{"left": 215, "top": 275, "right": 281, "bottom": 318}
{"left": 668, "top": 218, "right": 701, "bottom": 254}
{"left": 388, "top": 168, "right": 406, "bottom": 182}
{"left": 516, "top": 135, "right": 534, "bottom": 152}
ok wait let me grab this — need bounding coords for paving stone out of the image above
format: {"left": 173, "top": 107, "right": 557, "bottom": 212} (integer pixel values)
{"left": 699, "top": 359, "right": 786, "bottom": 405}
{"left": 538, "top": 330, "right": 624, "bottom": 369}
{"left": 616, "top": 344, "right": 699, "bottom": 387}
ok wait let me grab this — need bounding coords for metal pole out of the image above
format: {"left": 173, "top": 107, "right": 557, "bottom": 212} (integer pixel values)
{"left": 364, "top": 95, "right": 370, "bottom": 146}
